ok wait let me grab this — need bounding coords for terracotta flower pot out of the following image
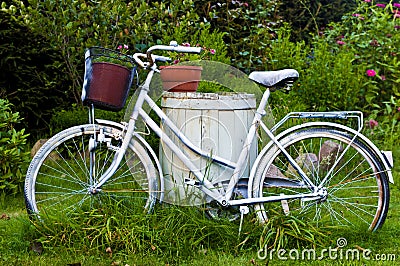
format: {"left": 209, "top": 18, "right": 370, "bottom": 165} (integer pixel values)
{"left": 83, "top": 62, "right": 132, "bottom": 111}
{"left": 160, "top": 65, "right": 202, "bottom": 92}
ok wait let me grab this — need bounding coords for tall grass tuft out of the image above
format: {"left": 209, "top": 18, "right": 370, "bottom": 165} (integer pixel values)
{"left": 32, "top": 203, "right": 244, "bottom": 261}
{"left": 258, "top": 209, "right": 332, "bottom": 252}
{"left": 31, "top": 202, "right": 333, "bottom": 262}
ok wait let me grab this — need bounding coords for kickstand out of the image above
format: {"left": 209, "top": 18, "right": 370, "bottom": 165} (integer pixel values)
{"left": 238, "top": 206, "right": 249, "bottom": 237}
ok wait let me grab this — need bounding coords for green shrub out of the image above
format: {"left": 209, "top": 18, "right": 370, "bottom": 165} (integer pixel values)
{"left": 0, "top": 99, "right": 30, "bottom": 195}
{"left": 264, "top": 26, "right": 366, "bottom": 112}
{"left": 1, "top": 0, "right": 232, "bottom": 139}
{"left": 198, "top": 0, "right": 282, "bottom": 72}
{"left": 278, "top": 0, "right": 358, "bottom": 42}
{"left": 263, "top": 1, "right": 400, "bottom": 116}
{"left": 322, "top": 0, "right": 400, "bottom": 111}
{"left": 49, "top": 104, "right": 125, "bottom": 134}
{"left": 0, "top": 12, "right": 71, "bottom": 138}
{"left": 364, "top": 95, "right": 400, "bottom": 149}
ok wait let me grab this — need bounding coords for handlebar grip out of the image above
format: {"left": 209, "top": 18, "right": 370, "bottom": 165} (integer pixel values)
{"left": 146, "top": 44, "right": 202, "bottom": 66}
{"left": 171, "top": 46, "right": 202, "bottom": 54}
{"left": 153, "top": 55, "right": 172, "bottom": 62}
{"left": 147, "top": 44, "right": 202, "bottom": 55}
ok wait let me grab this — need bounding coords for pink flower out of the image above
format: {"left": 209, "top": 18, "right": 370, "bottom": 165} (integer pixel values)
{"left": 352, "top": 13, "right": 361, "bottom": 17}
{"left": 394, "top": 3, "right": 400, "bottom": 8}
{"left": 376, "top": 3, "right": 386, "bottom": 8}
{"left": 336, "top": 40, "right": 345, "bottom": 45}
{"left": 368, "top": 119, "right": 379, "bottom": 129}
{"left": 209, "top": 49, "right": 216, "bottom": 55}
{"left": 364, "top": 0, "right": 371, "bottom": 2}
{"left": 117, "top": 44, "right": 128, "bottom": 51}
{"left": 380, "top": 75, "right": 386, "bottom": 80}
{"left": 370, "top": 39, "right": 379, "bottom": 47}
{"left": 366, "top": 69, "right": 376, "bottom": 77}
{"left": 182, "top": 42, "right": 190, "bottom": 47}
{"left": 397, "top": 107, "right": 400, "bottom": 112}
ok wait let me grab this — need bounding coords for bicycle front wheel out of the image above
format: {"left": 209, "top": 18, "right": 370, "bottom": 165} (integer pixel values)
{"left": 25, "top": 124, "right": 160, "bottom": 217}
{"left": 251, "top": 128, "right": 390, "bottom": 231}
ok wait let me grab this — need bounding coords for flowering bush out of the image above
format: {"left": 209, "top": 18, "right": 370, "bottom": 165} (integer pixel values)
{"left": 161, "top": 26, "right": 230, "bottom": 65}
{"left": 168, "top": 42, "right": 216, "bottom": 65}
{"left": 93, "top": 44, "right": 133, "bottom": 69}
{"left": 322, "top": 1, "right": 400, "bottom": 110}
{"left": 364, "top": 95, "right": 400, "bottom": 149}
{"left": 265, "top": 0, "right": 400, "bottom": 131}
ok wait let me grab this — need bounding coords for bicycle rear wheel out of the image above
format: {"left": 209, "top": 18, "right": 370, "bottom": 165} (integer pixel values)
{"left": 24, "top": 124, "right": 160, "bottom": 217}
{"left": 251, "top": 128, "right": 390, "bottom": 231}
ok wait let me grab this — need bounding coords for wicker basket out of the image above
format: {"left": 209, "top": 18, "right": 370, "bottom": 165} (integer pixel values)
{"left": 81, "top": 47, "right": 136, "bottom": 111}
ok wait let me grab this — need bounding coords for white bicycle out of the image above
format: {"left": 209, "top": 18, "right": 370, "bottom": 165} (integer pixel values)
{"left": 24, "top": 42, "right": 394, "bottom": 231}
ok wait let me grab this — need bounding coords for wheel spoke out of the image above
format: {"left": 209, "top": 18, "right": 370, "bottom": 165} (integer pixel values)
{"left": 24, "top": 125, "right": 160, "bottom": 217}
{"left": 253, "top": 128, "right": 389, "bottom": 231}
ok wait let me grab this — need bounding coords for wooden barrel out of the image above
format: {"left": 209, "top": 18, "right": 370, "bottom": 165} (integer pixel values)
{"left": 159, "top": 92, "right": 257, "bottom": 205}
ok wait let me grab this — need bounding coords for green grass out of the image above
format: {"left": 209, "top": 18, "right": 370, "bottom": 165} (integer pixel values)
{"left": 1, "top": 180, "right": 400, "bottom": 266}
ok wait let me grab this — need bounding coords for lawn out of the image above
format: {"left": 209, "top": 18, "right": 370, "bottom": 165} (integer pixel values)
{"left": 1, "top": 175, "right": 400, "bottom": 266}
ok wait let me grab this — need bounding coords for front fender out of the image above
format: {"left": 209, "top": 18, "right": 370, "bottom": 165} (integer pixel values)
{"left": 96, "top": 119, "right": 165, "bottom": 201}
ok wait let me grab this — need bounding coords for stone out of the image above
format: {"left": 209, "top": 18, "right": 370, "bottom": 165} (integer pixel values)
{"left": 319, "top": 140, "right": 343, "bottom": 170}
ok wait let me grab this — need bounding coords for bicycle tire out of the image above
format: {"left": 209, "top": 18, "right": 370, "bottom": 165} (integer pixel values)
{"left": 24, "top": 124, "right": 160, "bottom": 217}
{"left": 251, "top": 127, "right": 390, "bottom": 231}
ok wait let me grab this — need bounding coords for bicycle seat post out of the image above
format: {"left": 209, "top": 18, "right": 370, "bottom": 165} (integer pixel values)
{"left": 256, "top": 89, "right": 271, "bottom": 116}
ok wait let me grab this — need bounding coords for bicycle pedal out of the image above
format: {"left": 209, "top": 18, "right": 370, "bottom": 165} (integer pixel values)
{"left": 184, "top": 178, "right": 201, "bottom": 187}
{"left": 281, "top": 199, "right": 290, "bottom": 216}
{"left": 238, "top": 206, "right": 249, "bottom": 237}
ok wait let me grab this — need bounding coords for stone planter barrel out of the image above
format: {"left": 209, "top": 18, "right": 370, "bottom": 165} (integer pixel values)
{"left": 159, "top": 92, "right": 257, "bottom": 205}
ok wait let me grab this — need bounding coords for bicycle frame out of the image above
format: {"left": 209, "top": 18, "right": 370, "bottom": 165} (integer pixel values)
{"left": 91, "top": 63, "right": 331, "bottom": 207}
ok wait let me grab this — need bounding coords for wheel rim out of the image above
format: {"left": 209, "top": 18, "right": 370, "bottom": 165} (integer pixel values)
{"left": 253, "top": 129, "right": 388, "bottom": 231}
{"left": 26, "top": 125, "right": 158, "bottom": 216}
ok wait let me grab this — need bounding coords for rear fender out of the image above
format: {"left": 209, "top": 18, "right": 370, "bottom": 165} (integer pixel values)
{"left": 248, "top": 122, "right": 394, "bottom": 197}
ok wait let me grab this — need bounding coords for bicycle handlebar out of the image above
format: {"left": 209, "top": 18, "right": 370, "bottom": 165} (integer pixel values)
{"left": 132, "top": 53, "right": 172, "bottom": 68}
{"left": 146, "top": 42, "right": 202, "bottom": 66}
{"left": 131, "top": 42, "right": 202, "bottom": 68}
{"left": 147, "top": 44, "right": 202, "bottom": 54}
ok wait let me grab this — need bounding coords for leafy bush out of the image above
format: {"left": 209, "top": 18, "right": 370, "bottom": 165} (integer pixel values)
{"left": 278, "top": 0, "right": 357, "bottom": 42}
{"left": 264, "top": 1, "right": 400, "bottom": 116}
{"left": 195, "top": 0, "right": 282, "bottom": 72}
{"left": 0, "top": 12, "right": 71, "bottom": 137}
{"left": 364, "top": 95, "right": 400, "bottom": 149}
{"left": 0, "top": 99, "right": 30, "bottom": 195}
{"left": 263, "top": 27, "right": 365, "bottom": 112}
{"left": 1, "top": 0, "right": 232, "bottom": 138}
{"left": 322, "top": 0, "right": 400, "bottom": 110}
{"left": 49, "top": 104, "right": 126, "bottom": 134}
